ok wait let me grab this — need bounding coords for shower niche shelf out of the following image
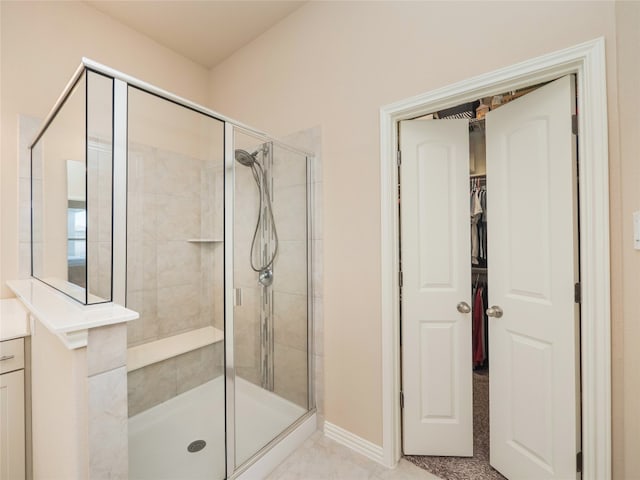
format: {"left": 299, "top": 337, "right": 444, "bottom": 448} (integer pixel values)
{"left": 187, "top": 239, "right": 223, "bottom": 243}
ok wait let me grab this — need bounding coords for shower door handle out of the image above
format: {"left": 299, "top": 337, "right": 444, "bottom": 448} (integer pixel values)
{"left": 234, "top": 288, "right": 243, "bottom": 306}
{"left": 456, "top": 301, "right": 471, "bottom": 314}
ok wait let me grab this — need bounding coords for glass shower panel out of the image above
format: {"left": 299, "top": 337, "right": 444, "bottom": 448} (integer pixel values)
{"left": 86, "top": 71, "right": 113, "bottom": 302}
{"left": 233, "top": 129, "right": 309, "bottom": 468}
{"left": 271, "top": 143, "right": 309, "bottom": 410}
{"left": 31, "top": 72, "right": 88, "bottom": 303}
{"left": 126, "top": 87, "right": 226, "bottom": 480}
{"left": 31, "top": 70, "right": 114, "bottom": 304}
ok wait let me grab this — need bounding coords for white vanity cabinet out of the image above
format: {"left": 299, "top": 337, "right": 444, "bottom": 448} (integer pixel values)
{"left": 0, "top": 337, "right": 26, "bottom": 480}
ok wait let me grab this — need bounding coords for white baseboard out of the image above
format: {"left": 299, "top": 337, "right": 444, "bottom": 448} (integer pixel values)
{"left": 324, "top": 421, "right": 385, "bottom": 466}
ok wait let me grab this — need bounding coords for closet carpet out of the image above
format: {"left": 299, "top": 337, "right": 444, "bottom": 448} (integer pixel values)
{"left": 405, "top": 371, "right": 506, "bottom": 480}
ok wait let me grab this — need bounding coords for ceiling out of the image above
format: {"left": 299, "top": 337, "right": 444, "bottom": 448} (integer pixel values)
{"left": 85, "top": 1, "right": 306, "bottom": 68}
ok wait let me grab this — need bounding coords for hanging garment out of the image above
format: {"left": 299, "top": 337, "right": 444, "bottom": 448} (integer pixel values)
{"left": 479, "top": 187, "right": 488, "bottom": 266}
{"left": 472, "top": 285, "right": 485, "bottom": 367}
{"left": 470, "top": 189, "right": 483, "bottom": 265}
{"left": 482, "top": 284, "right": 489, "bottom": 366}
{"left": 472, "top": 187, "right": 487, "bottom": 267}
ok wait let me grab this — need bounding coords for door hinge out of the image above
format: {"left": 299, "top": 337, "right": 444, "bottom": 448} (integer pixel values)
{"left": 572, "top": 114, "right": 579, "bottom": 136}
{"left": 397, "top": 151, "right": 402, "bottom": 166}
{"left": 399, "top": 271, "right": 403, "bottom": 288}
{"left": 400, "top": 391, "right": 405, "bottom": 409}
{"left": 576, "top": 451, "right": 583, "bottom": 473}
{"left": 574, "top": 282, "right": 581, "bottom": 304}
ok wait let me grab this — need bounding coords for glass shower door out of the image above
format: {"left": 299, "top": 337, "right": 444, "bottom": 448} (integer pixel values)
{"left": 230, "top": 128, "right": 310, "bottom": 471}
{"left": 126, "top": 87, "right": 226, "bottom": 480}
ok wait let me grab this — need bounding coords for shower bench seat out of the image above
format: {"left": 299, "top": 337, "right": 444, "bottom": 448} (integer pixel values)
{"left": 127, "top": 325, "right": 224, "bottom": 372}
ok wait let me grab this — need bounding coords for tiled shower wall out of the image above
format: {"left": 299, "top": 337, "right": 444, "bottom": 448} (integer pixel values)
{"left": 233, "top": 149, "right": 263, "bottom": 387}
{"left": 86, "top": 140, "right": 113, "bottom": 301}
{"left": 125, "top": 143, "right": 222, "bottom": 346}
{"left": 127, "top": 343, "right": 223, "bottom": 416}
{"left": 271, "top": 142, "right": 312, "bottom": 408}
{"left": 278, "top": 127, "right": 324, "bottom": 425}
{"left": 126, "top": 142, "right": 224, "bottom": 415}
{"left": 202, "top": 163, "right": 225, "bottom": 332}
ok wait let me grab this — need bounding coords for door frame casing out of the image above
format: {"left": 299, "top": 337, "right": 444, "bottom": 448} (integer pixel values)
{"left": 379, "top": 38, "right": 610, "bottom": 479}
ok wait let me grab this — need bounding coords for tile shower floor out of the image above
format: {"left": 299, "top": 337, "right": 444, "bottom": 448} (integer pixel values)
{"left": 128, "top": 375, "right": 305, "bottom": 479}
{"left": 266, "top": 431, "right": 442, "bottom": 480}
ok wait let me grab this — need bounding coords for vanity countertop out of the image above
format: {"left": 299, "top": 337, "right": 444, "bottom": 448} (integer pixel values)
{"left": 0, "top": 298, "right": 30, "bottom": 342}
{"left": 7, "top": 279, "right": 138, "bottom": 349}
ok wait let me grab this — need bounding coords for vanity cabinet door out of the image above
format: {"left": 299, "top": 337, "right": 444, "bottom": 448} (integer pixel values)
{"left": 0, "top": 369, "right": 25, "bottom": 480}
{"left": 0, "top": 338, "right": 24, "bottom": 375}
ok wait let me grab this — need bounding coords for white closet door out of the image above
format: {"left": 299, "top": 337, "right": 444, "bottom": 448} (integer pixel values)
{"left": 400, "top": 119, "right": 473, "bottom": 456}
{"left": 486, "top": 75, "right": 580, "bottom": 479}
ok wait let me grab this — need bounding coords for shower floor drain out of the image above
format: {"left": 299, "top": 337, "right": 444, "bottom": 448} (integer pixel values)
{"left": 187, "top": 440, "right": 206, "bottom": 453}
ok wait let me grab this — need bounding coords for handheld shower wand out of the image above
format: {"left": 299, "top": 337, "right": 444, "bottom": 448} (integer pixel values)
{"left": 234, "top": 148, "right": 278, "bottom": 286}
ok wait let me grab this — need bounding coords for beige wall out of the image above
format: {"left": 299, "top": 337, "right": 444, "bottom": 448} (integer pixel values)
{"left": 207, "top": 0, "right": 633, "bottom": 473}
{"left": 0, "top": 0, "right": 210, "bottom": 298}
{"left": 614, "top": 2, "right": 640, "bottom": 478}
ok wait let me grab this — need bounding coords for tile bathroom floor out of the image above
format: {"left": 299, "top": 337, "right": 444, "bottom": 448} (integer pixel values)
{"left": 266, "top": 431, "right": 441, "bottom": 479}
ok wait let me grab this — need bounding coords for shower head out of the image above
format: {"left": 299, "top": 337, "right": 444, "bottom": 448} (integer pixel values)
{"left": 234, "top": 149, "right": 258, "bottom": 167}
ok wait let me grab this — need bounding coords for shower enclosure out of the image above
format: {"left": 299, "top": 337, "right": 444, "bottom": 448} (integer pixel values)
{"left": 29, "top": 60, "right": 314, "bottom": 479}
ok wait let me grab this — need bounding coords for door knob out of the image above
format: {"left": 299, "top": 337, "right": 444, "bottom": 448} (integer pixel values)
{"left": 456, "top": 301, "right": 471, "bottom": 314}
{"left": 486, "top": 305, "right": 503, "bottom": 318}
